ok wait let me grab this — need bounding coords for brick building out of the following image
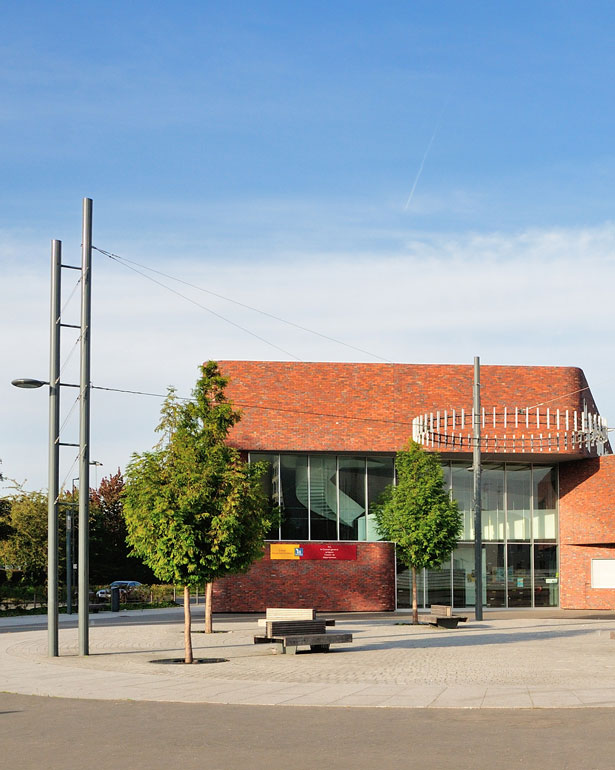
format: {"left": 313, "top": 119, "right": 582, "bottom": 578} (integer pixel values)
{"left": 212, "top": 361, "right": 614, "bottom": 612}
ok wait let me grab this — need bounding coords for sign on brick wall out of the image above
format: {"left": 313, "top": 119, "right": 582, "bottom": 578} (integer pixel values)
{"left": 270, "top": 543, "right": 357, "bottom": 560}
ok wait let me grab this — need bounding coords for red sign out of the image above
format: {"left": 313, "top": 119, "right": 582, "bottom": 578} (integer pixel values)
{"left": 299, "top": 543, "right": 357, "bottom": 561}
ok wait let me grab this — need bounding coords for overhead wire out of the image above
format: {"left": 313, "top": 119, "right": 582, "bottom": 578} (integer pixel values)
{"left": 88, "top": 246, "right": 603, "bottom": 428}
{"left": 93, "top": 247, "right": 302, "bottom": 361}
{"left": 59, "top": 336, "right": 81, "bottom": 377}
{"left": 59, "top": 394, "right": 80, "bottom": 435}
{"left": 90, "top": 383, "right": 604, "bottom": 430}
{"left": 91, "top": 384, "right": 415, "bottom": 427}
{"left": 93, "top": 385, "right": 596, "bottom": 430}
{"left": 93, "top": 246, "right": 392, "bottom": 363}
{"left": 60, "top": 455, "right": 80, "bottom": 493}
{"left": 61, "top": 275, "right": 81, "bottom": 316}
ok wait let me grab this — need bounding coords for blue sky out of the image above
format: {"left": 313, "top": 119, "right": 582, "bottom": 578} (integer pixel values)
{"left": 2, "top": 1, "right": 615, "bottom": 490}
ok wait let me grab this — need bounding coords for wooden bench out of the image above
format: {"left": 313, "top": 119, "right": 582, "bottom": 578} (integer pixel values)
{"left": 254, "top": 620, "right": 352, "bottom": 654}
{"left": 423, "top": 604, "right": 468, "bottom": 629}
{"left": 257, "top": 608, "right": 335, "bottom": 627}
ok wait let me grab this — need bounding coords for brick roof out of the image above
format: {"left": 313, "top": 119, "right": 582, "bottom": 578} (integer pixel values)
{"left": 216, "top": 361, "right": 605, "bottom": 457}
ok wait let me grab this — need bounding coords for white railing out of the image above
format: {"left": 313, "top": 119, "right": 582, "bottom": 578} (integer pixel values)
{"left": 412, "top": 406, "right": 609, "bottom": 455}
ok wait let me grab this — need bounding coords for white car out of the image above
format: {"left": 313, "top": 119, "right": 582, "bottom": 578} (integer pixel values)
{"left": 96, "top": 581, "right": 142, "bottom": 601}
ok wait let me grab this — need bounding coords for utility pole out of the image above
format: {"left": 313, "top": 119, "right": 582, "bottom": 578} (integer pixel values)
{"left": 12, "top": 199, "right": 94, "bottom": 656}
{"left": 47, "top": 239, "right": 61, "bottom": 656}
{"left": 78, "top": 198, "right": 92, "bottom": 656}
{"left": 473, "top": 356, "right": 483, "bottom": 621}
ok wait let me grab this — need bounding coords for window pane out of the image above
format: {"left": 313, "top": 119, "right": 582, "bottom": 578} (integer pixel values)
{"left": 309, "top": 456, "right": 338, "bottom": 540}
{"left": 339, "top": 456, "right": 366, "bottom": 541}
{"left": 506, "top": 465, "right": 531, "bottom": 541}
{"left": 482, "top": 464, "right": 505, "bottom": 541}
{"left": 507, "top": 544, "right": 531, "bottom": 607}
{"left": 366, "top": 456, "right": 394, "bottom": 541}
{"left": 535, "top": 544, "right": 559, "bottom": 606}
{"left": 415, "top": 567, "right": 426, "bottom": 609}
{"left": 280, "top": 454, "right": 309, "bottom": 540}
{"left": 426, "top": 559, "right": 451, "bottom": 607}
{"left": 396, "top": 562, "right": 411, "bottom": 609}
{"left": 441, "top": 462, "right": 451, "bottom": 492}
{"left": 452, "top": 544, "right": 476, "bottom": 608}
{"left": 485, "top": 543, "right": 505, "bottom": 607}
{"left": 533, "top": 466, "right": 558, "bottom": 541}
{"left": 249, "top": 453, "right": 279, "bottom": 539}
{"left": 451, "top": 463, "right": 474, "bottom": 540}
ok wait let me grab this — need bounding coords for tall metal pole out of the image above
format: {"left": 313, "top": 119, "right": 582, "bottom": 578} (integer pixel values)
{"left": 47, "top": 240, "right": 62, "bottom": 657}
{"left": 78, "top": 198, "right": 92, "bottom": 656}
{"left": 66, "top": 501, "right": 73, "bottom": 615}
{"left": 473, "top": 356, "right": 483, "bottom": 621}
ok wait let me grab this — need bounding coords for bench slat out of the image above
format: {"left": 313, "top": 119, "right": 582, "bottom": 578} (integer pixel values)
{"left": 430, "top": 604, "right": 453, "bottom": 617}
{"left": 264, "top": 633, "right": 352, "bottom": 645}
{"left": 266, "top": 620, "right": 327, "bottom": 637}
{"left": 266, "top": 608, "right": 315, "bottom": 620}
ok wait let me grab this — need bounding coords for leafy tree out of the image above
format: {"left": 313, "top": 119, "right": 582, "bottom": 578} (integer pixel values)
{"left": 0, "top": 463, "right": 15, "bottom": 544}
{"left": 373, "top": 441, "right": 462, "bottom": 624}
{"left": 123, "top": 361, "right": 276, "bottom": 663}
{"left": 89, "top": 470, "right": 154, "bottom": 584}
{"left": 0, "top": 490, "right": 49, "bottom": 583}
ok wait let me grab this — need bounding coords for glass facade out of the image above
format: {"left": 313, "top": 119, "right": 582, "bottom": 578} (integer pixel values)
{"left": 250, "top": 453, "right": 395, "bottom": 541}
{"left": 250, "top": 452, "right": 559, "bottom": 609}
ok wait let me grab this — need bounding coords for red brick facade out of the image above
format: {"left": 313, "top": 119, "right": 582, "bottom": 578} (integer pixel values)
{"left": 560, "top": 456, "right": 615, "bottom": 609}
{"left": 213, "top": 541, "right": 396, "bottom": 612}
{"left": 208, "top": 361, "right": 613, "bottom": 611}
{"left": 219, "top": 361, "right": 601, "bottom": 458}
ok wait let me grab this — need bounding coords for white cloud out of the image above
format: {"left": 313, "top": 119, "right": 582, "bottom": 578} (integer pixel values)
{"left": 2, "top": 221, "right": 615, "bottom": 492}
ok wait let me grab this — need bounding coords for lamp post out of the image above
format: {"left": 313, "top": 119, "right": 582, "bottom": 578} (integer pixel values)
{"left": 11, "top": 239, "right": 62, "bottom": 656}
{"left": 11, "top": 197, "right": 94, "bottom": 657}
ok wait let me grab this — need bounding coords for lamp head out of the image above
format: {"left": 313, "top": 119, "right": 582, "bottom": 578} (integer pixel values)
{"left": 11, "top": 378, "right": 47, "bottom": 389}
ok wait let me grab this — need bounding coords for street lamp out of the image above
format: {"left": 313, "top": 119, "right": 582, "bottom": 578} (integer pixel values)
{"left": 11, "top": 198, "right": 93, "bottom": 657}
{"left": 12, "top": 237, "right": 62, "bottom": 657}
{"left": 11, "top": 378, "right": 47, "bottom": 389}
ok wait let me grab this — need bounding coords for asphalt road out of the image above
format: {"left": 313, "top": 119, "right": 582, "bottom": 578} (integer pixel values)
{"left": 1, "top": 692, "right": 614, "bottom": 770}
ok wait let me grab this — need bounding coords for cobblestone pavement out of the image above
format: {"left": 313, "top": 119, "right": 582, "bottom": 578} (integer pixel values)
{"left": 3, "top": 611, "right": 615, "bottom": 708}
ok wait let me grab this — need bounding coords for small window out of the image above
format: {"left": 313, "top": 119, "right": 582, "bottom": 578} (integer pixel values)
{"left": 591, "top": 559, "right": 615, "bottom": 589}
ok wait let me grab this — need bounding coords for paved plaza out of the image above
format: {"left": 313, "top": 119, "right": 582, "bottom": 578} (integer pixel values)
{"left": 3, "top": 609, "right": 615, "bottom": 708}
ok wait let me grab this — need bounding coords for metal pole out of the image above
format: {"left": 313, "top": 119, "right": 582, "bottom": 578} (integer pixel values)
{"left": 66, "top": 480, "right": 76, "bottom": 615}
{"left": 47, "top": 239, "right": 61, "bottom": 656}
{"left": 66, "top": 508, "right": 72, "bottom": 614}
{"left": 78, "top": 198, "right": 92, "bottom": 656}
{"left": 473, "top": 356, "right": 483, "bottom": 621}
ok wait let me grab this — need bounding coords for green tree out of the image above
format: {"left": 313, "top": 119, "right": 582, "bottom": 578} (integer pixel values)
{"left": 373, "top": 441, "right": 462, "bottom": 624}
{"left": 0, "top": 489, "right": 49, "bottom": 584}
{"left": 89, "top": 470, "right": 154, "bottom": 584}
{"left": 0, "top": 464, "right": 16, "bottom": 544}
{"left": 123, "top": 361, "right": 276, "bottom": 663}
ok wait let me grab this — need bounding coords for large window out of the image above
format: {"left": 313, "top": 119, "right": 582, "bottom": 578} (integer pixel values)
{"left": 250, "top": 453, "right": 395, "bottom": 542}
{"left": 251, "top": 453, "right": 559, "bottom": 608}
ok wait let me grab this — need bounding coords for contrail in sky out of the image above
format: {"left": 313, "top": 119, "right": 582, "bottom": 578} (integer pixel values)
{"left": 404, "top": 100, "right": 449, "bottom": 211}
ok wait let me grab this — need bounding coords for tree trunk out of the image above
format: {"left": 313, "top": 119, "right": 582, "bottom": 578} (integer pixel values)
{"left": 204, "top": 581, "right": 213, "bottom": 634}
{"left": 411, "top": 565, "right": 419, "bottom": 625}
{"left": 183, "top": 585, "right": 193, "bottom": 664}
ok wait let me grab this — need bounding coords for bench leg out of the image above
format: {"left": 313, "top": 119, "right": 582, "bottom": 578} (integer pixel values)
{"left": 310, "top": 644, "right": 330, "bottom": 652}
{"left": 285, "top": 645, "right": 297, "bottom": 655}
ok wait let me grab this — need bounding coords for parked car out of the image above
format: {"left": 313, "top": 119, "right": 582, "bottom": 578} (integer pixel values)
{"left": 96, "top": 581, "right": 142, "bottom": 602}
